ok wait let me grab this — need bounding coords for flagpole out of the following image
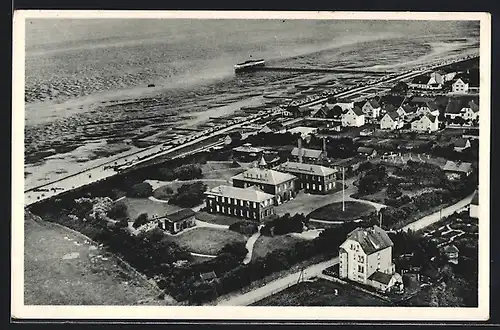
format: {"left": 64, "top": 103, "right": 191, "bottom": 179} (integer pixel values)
{"left": 342, "top": 166, "right": 345, "bottom": 212}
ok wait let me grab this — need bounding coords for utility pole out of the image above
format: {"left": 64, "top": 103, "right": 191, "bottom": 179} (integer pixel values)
{"left": 342, "top": 166, "right": 346, "bottom": 212}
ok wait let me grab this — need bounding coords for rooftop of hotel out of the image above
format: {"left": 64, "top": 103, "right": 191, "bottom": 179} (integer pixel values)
{"left": 278, "top": 161, "right": 337, "bottom": 176}
{"left": 205, "top": 185, "right": 275, "bottom": 203}
{"left": 232, "top": 167, "right": 297, "bottom": 185}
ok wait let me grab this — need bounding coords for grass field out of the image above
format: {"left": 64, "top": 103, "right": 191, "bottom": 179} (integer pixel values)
{"left": 202, "top": 168, "right": 245, "bottom": 181}
{"left": 120, "top": 197, "right": 181, "bottom": 219}
{"left": 165, "top": 227, "right": 247, "bottom": 255}
{"left": 195, "top": 211, "right": 241, "bottom": 226}
{"left": 152, "top": 180, "right": 227, "bottom": 201}
{"left": 24, "top": 216, "right": 168, "bottom": 305}
{"left": 253, "top": 279, "right": 390, "bottom": 306}
{"left": 251, "top": 235, "right": 302, "bottom": 261}
{"left": 308, "top": 201, "right": 376, "bottom": 222}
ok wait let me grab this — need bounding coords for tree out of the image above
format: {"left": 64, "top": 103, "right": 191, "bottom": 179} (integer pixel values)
{"left": 387, "top": 184, "right": 403, "bottom": 199}
{"left": 174, "top": 164, "right": 203, "bottom": 181}
{"left": 358, "top": 175, "right": 380, "bottom": 194}
{"left": 328, "top": 105, "right": 343, "bottom": 118}
{"left": 220, "top": 241, "right": 248, "bottom": 260}
{"left": 107, "top": 202, "right": 128, "bottom": 220}
{"left": 133, "top": 213, "right": 149, "bottom": 229}
{"left": 127, "top": 182, "right": 153, "bottom": 198}
{"left": 168, "top": 182, "right": 208, "bottom": 208}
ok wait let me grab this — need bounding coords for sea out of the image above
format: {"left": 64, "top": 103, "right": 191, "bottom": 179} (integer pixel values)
{"left": 23, "top": 19, "right": 480, "bottom": 188}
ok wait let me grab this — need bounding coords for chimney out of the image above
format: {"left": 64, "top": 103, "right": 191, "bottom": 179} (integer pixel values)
{"left": 298, "top": 137, "right": 303, "bottom": 163}
{"left": 322, "top": 137, "right": 327, "bottom": 155}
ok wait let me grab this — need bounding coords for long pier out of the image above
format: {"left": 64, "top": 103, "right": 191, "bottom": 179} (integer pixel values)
{"left": 252, "top": 66, "right": 392, "bottom": 75}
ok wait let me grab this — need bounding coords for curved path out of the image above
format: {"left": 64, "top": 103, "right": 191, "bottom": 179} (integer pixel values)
{"left": 190, "top": 252, "right": 217, "bottom": 259}
{"left": 242, "top": 225, "right": 264, "bottom": 265}
{"left": 194, "top": 219, "right": 230, "bottom": 230}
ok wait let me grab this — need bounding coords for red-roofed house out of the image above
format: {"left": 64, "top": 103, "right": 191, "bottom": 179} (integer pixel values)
{"left": 342, "top": 106, "right": 365, "bottom": 127}
{"left": 339, "top": 226, "right": 403, "bottom": 293}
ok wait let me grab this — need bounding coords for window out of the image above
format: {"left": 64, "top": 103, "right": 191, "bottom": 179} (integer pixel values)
{"left": 318, "top": 185, "right": 322, "bottom": 191}
{"left": 216, "top": 205, "right": 220, "bottom": 212}
{"left": 224, "top": 197, "right": 228, "bottom": 203}
{"left": 358, "top": 255, "right": 364, "bottom": 263}
{"left": 377, "top": 253, "right": 381, "bottom": 260}
{"left": 253, "top": 202, "right": 257, "bottom": 208}
{"left": 216, "top": 196, "right": 220, "bottom": 202}
{"left": 222, "top": 207, "right": 225, "bottom": 214}
{"left": 358, "top": 265, "right": 364, "bottom": 273}
{"left": 240, "top": 200, "right": 243, "bottom": 206}
{"left": 234, "top": 198, "right": 237, "bottom": 205}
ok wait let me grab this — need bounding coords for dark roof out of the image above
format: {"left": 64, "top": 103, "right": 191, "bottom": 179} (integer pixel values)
{"left": 291, "top": 147, "right": 324, "bottom": 159}
{"left": 426, "top": 101, "right": 440, "bottom": 111}
{"left": 457, "top": 69, "right": 479, "bottom": 87}
{"left": 400, "top": 104, "right": 417, "bottom": 114}
{"left": 365, "top": 99, "right": 380, "bottom": 108}
{"left": 200, "top": 271, "right": 217, "bottom": 281}
{"left": 410, "top": 96, "right": 435, "bottom": 104}
{"left": 346, "top": 225, "right": 393, "bottom": 255}
{"left": 469, "top": 100, "right": 480, "bottom": 112}
{"left": 382, "top": 104, "right": 397, "bottom": 113}
{"left": 166, "top": 209, "right": 196, "bottom": 222}
{"left": 352, "top": 106, "right": 364, "bottom": 116}
{"left": 443, "top": 244, "right": 459, "bottom": 254}
{"left": 426, "top": 114, "right": 437, "bottom": 122}
{"left": 368, "top": 271, "right": 393, "bottom": 285}
{"left": 471, "top": 190, "right": 479, "bottom": 205}
{"left": 386, "top": 111, "right": 400, "bottom": 121}
{"left": 267, "top": 121, "right": 285, "bottom": 131}
{"left": 357, "top": 146, "right": 375, "bottom": 154}
{"left": 453, "top": 138, "right": 469, "bottom": 148}
{"left": 411, "top": 75, "right": 431, "bottom": 85}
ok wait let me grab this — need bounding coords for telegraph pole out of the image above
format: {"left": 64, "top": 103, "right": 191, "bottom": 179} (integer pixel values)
{"left": 342, "top": 166, "right": 346, "bottom": 212}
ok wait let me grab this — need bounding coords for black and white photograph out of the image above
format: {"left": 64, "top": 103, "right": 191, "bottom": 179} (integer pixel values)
{"left": 12, "top": 10, "right": 491, "bottom": 321}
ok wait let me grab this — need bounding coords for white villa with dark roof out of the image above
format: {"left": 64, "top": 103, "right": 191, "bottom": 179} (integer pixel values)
{"left": 379, "top": 111, "right": 404, "bottom": 130}
{"left": 342, "top": 106, "right": 365, "bottom": 127}
{"left": 277, "top": 161, "right": 338, "bottom": 194}
{"left": 411, "top": 114, "right": 439, "bottom": 132}
{"left": 339, "top": 225, "right": 403, "bottom": 293}
{"left": 361, "top": 98, "right": 381, "bottom": 119}
{"left": 204, "top": 185, "right": 276, "bottom": 222}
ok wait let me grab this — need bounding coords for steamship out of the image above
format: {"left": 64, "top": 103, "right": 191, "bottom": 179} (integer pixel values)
{"left": 234, "top": 59, "right": 266, "bottom": 73}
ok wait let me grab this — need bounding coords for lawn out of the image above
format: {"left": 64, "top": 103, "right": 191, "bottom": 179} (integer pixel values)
{"left": 24, "top": 216, "right": 169, "bottom": 305}
{"left": 202, "top": 168, "right": 246, "bottom": 181}
{"left": 274, "top": 188, "right": 345, "bottom": 217}
{"left": 251, "top": 235, "right": 302, "bottom": 261}
{"left": 253, "top": 279, "right": 390, "bottom": 306}
{"left": 166, "top": 227, "right": 247, "bottom": 256}
{"left": 119, "top": 197, "right": 182, "bottom": 220}
{"left": 201, "top": 161, "right": 237, "bottom": 172}
{"left": 195, "top": 211, "right": 241, "bottom": 226}
{"left": 308, "top": 201, "right": 376, "bottom": 222}
{"left": 152, "top": 180, "right": 227, "bottom": 201}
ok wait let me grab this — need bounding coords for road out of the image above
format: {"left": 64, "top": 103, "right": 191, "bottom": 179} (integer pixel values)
{"left": 216, "top": 192, "right": 475, "bottom": 306}
{"left": 216, "top": 257, "right": 339, "bottom": 306}
{"left": 401, "top": 193, "right": 475, "bottom": 232}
